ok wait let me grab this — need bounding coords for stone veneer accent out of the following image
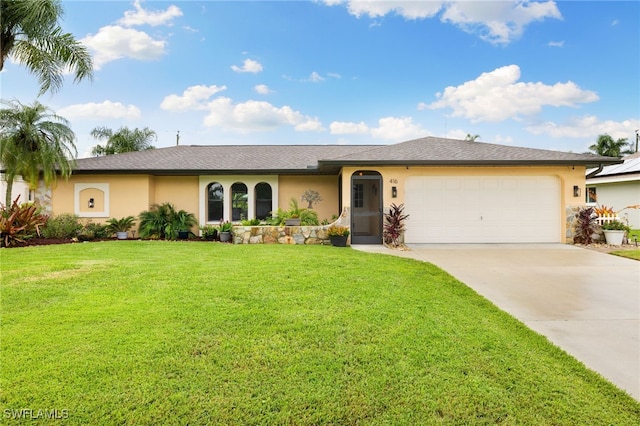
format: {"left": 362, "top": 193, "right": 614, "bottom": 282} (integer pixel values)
{"left": 231, "top": 207, "right": 351, "bottom": 245}
{"left": 565, "top": 206, "right": 580, "bottom": 244}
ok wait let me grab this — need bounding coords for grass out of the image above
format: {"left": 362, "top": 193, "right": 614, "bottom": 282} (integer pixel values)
{"left": 611, "top": 249, "right": 640, "bottom": 260}
{"left": 1, "top": 241, "right": 639, "bottom": 425}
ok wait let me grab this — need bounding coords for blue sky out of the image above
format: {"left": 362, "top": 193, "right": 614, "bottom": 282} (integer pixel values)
{"left": 2, "top": 0, "right": 639, "bottom": 158}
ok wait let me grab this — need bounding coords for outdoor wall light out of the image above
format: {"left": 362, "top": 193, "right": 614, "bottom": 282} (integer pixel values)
{"left": 88, "top": 198, "right": 95, "bottom": 208}
{"left": 573, "top": 185, "right": 581, "bottom": 197}
{"left": 391, "top": 186, "right": 397, "bottom": 198}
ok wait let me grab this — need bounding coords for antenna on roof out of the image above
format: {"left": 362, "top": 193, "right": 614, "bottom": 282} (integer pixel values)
{"left": 635, "top": 129, "right": 638, "bottom": 153}
{"left": 176, "top": 130, "right": 180, "bottom": 146}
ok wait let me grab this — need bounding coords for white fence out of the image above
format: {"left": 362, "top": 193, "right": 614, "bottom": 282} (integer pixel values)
{"left": 595, "top": 213, "right": 621, "bottom": 225}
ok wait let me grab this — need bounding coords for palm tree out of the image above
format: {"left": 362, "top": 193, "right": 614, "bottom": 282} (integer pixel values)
{"left": 465, "top": 133, "right": 481, "bottom": 142}
{"left": 0, "top": 100, "right": 76, "bottom": 206}
{"left": 589, "top": 134, "right": 633, "bottom": 157}
{"left": 1, "top": 0, "right": 93, "bottom": 94}
{"left": 90, "top": 126, "right": 157, "bottom": 156}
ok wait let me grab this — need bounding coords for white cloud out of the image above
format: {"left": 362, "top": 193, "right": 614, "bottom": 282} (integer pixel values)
{"left": 58, "top": 101, "right": 141, "bottom": 120}
{"left": 371, "top": 116, "right": 427, "bottom": 141}
{"left": 325, "top": 1, "right": 562, "bottom": 44}
{"left": 441, "top": 1, "right": 561, "bottom": 44}
{"left": 308, "top": 72, "right": 325, "bottom": 82}
{"left": 254, "top": 84, "right": 272, "bottom": 95}
{"left": 329, "top": 116, "right": 426, "bottom": 140}
{"left": 548, "top": 40, "right": 564, "bottom": 47}
{"left": 424, "top": 65, "right": 599, "bottom": 123}
{"left": 203, "top": 98, "right": 323, "bottom": 133}
{"left": 526, "top": 115, "right": 640, "bottom": 141}
{"left": 81, "top": 25, "right": 167, "bottom": 69}
{"left": 119, "top": 0, "right": 183, "bottom": 27}
{"left": 231, "top": 59, "right": 263, "bottom": 73}
{"left": 160, "top": 85, "right": 227, "bottom": 111}
{"left": 330, "top": 121, "right": 369, "bottom": 134}
{"left": 342, "top": 0, "right": 443, "bottom": 20}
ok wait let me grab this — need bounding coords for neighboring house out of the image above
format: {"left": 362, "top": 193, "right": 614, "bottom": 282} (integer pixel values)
{"left": 586, "top": 152, "right": 640, "bottom": 229}
{"left": 0, "top": 172, "right": 32, "bottom": 206}
{"left": 43, "top": 137, "right": 619, "bottom": 244}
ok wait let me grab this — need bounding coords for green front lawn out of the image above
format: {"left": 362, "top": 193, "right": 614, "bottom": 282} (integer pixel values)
{"left": 611, "top": 249, "right": 640, "bottom": 261}
{"left": 1, "top": 242, "right": 638, "bottom": 424}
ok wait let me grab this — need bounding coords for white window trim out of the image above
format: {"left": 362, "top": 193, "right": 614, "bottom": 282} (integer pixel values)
{"left": 198, "top": 175, "right": 278, "bottom": 225}
{"left": 74, "top": 183, "right": 110, "bottom": 218}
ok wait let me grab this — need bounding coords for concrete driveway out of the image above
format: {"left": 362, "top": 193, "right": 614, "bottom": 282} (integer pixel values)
{"left": 353, "top": 244, "right": 640, "bottom": 400}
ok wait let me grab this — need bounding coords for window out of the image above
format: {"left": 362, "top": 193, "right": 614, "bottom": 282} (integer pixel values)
{"left": 586, "top": 187, "right": 597, "bottom": 204}
{"left": 231, "top": 182, "right": 248, "bottom": 221}
{"left": 207, "top": 182, "right": 224, "bottom": 221}
{"left": 353, "top": 183, "right": 364, "bottom": 208}
{"left": 255, "top": 182, "right": 272, "bottom": 220}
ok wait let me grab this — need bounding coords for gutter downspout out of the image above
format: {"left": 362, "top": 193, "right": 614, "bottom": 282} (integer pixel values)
{"left": 586, "top": 164, "right": 604, "bottom": 179}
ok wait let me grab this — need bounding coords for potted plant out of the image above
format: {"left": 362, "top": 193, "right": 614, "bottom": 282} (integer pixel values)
{"left": 106, "top": 216, "right": 136, "bottom": 240}
{"left": 200, "top": 224, "right": 218, "bottom": 241}
{"left": 172, "top": 209, "right": 197, "bottom": 239}
{"left": 601, "top": 220, "right": 629, "bottom": 245}
{"left": 327, "top": 225, "right": 350, "bottom": 247}
{"left": 285, "top": 198, "right": 302, "bottom": 226}
{"left": 219, "top": 220, "right": 233, "bottom": 242}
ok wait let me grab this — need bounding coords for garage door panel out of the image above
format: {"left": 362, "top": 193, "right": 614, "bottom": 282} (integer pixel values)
{"left": 405, "top": 176, "right": 560, "bottom": 243}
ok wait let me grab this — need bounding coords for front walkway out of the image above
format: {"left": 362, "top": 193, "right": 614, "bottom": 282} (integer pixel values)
{"left": 352, "top": 244, "right": 640, "bottom": 401}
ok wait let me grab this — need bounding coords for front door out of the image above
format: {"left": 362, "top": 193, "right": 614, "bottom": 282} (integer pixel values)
{"left": 351, "top": 172, "right": 382, "bottom": 244}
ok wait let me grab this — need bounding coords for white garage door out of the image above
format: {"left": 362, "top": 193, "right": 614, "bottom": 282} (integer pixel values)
{"left": 404, "top": 176, "right": 560, "bottom": 243}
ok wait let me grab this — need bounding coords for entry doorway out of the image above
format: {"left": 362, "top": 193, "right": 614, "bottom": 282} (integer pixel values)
{"left": 351, "top": 171, "right": 382, "bottom": 244}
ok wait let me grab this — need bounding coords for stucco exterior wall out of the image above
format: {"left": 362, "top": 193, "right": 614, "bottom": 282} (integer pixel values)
{"left": 339, "top": 165, "right": 586, "bottom": 242}
{"left": 51, "top": 175, "right": 152, "bottom": 223}
{"left": 587, "top": 181, "right": 640, "bottom": 228}
{"left": 278, "top": 175, "right": 340, "bottom": 223}
{"left": 153, "top": 176, "right": 199, "bottom": 220}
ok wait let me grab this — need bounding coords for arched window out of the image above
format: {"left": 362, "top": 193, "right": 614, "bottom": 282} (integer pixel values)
{"left": 231, "top": 182, "right": 248, "bottom": 221}
{"left": 207, "top": 182, "right": 224, "bottom": 222}
{"left": 255, "top": 182, "right": 272, "bottom": 220}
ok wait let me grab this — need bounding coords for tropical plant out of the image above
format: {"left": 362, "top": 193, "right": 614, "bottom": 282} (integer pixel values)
{"left": 173, "top": 209, "right": 197, "bottom": 232}
{"left": 0, "top": 0, "right": 93, "bottom": 94}
{"left": 199, "top": 224, "right": 218, "bottom": 240}
{"left": 138, "top": 203, "right": 176, "bottom": 240}
{"left": 218, "top": 220, "right": 233, "bottom": 233}
{"left": 383, "top": 203, "right": 409, "bottom": 247}
{"left": 600, "top": 220, "right": 630, "bottom": 232}
{"left": 0, "top": 100, "right": 77, "bottom": 207}
{"left": 138, "top": 203, "right": 197, "bottom": 240}
{"left": 241, "top": 218, "right": 261, "bottom": 226}
{"left": 90, "top": 126, "right": 157, "bottom": 156}
{"left": 0, "top": 196, "right": 47, "bottom": 247}
{"left": 589, "top": 134, "right": 633, "bottom": 157}
{"left": 41, "top": 213, "right": 82, "bottom": 239}
{"left": 573, "top": 207, "right": 599, "bottom": 245}
{"left": 327, "top": 225, "right": 350, "bottom": 237}
{"left": 267, "top": 198, "right": 319, "bottom": 226}
{"left": 106, "top": 216, "right": 136, "bottom": 234}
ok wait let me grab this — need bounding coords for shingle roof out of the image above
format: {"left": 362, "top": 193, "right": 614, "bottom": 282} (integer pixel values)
{"left": 71, "top": 137, "right": 621, "bottom": 175}
{"left": 72, "top": 144, "right": 379, "bottom": 174}
{"left": 322, "top": 137, "right": 621, "bottom": 167}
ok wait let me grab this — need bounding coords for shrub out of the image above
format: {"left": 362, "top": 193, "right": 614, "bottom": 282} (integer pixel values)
{"left": 601, "top": 220, "right": 630, "bottom": 232}
{"left": 41, "top": 213, "right": 82, "bottom": 239}
{"left": 83, "top": 222, "right": 111, "bottom": 239}
{"left": 383, "top": 203, "right": 409, "bottom": 247}
{"left": 573, "top": 207, "right": 599, "bottom": 245}
{"left": 139, "top": 203, "right": 197, "bottom": 240}
{"left": 0, "top": 197, "right": 47, "bottom": 247}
